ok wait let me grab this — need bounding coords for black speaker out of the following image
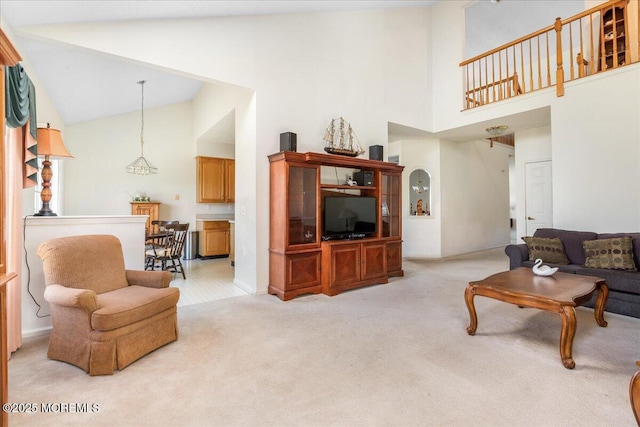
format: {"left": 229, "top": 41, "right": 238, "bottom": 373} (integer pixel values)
{"left": 280, "top": 132, "right": 297, "bottom": 152}
{"left": 354, "top": 171, "right": 374, "bottom": 186}
{"left": 369, "top": 145, "right": 383, "bottom": 161}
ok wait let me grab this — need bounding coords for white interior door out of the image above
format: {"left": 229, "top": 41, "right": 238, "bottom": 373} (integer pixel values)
{"left": 525, "top": 161, "right": 553, "bottom": 236}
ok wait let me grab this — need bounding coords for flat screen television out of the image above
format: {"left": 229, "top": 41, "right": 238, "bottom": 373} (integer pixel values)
{"left": 323, "top": 196, "right": 377, "bottom": 239}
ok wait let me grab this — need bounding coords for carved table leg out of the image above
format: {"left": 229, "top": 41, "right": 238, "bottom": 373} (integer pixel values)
{"left": 594, "top": 283, "right": 609, "bottom": 327}
{"left": 465, "top": 284, "right": 478, "bottom": 335}
{"left": 630, "top": 362, "right": 640, "bottom": 426}
{"left": 559, "top": 305, "right": 577, "bottom": 369}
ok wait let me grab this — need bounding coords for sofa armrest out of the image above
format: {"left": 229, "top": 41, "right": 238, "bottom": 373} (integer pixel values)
{"left": 43, "top": 284, "right": 98, "bottom": 312}
{"left": 126, "top": 269, "right": 173, "bottom": 289}
{"left": 505, "top": 243, "right": 529, "bottom": 270}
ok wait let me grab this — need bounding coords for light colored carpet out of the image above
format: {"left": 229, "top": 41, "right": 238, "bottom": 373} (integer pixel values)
{"left": 8, "top": 248, "right": 640, "bottom": 426}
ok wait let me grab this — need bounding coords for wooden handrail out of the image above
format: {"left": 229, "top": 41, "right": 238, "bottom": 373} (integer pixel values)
{"left": 560, "top": 0, "right": 623, "bottom": 25}
{"left": 460, "top": 0, "right": 637, "bottom": 110}
{"left": 460, "top": 24, "right": 555, "bottom": 67}
{"left": 461, "top": 0, "right": 624, "bottom": 67}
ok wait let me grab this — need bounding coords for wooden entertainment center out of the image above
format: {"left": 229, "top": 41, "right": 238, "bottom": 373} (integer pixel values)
{"left": 269, "top": 151, "right": 403, "bottom": 301}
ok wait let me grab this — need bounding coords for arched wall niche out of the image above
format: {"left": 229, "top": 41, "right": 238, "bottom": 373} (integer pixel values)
{"left": 409, "top": 168, "right": 431, "bottom": 216}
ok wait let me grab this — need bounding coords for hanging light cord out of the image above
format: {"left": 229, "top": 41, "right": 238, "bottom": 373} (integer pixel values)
{"left": 138, "top": 80, "right": 145, "bottom": 157}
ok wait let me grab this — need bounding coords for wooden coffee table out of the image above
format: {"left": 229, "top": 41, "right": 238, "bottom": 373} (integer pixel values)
{"left": 464, "top": 267, "right": 609, "bottom": 369}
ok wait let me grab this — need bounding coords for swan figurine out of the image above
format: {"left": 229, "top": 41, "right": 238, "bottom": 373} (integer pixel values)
{"left": 532, "top": 258, "right": 558, "bottom": 276}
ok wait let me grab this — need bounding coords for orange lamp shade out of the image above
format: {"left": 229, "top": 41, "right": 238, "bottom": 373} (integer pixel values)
{"left": 36, "top": 127, "right": 73, "bottom": 158}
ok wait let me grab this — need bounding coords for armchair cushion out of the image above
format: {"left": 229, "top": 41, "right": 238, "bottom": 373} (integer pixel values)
{"left": 38, "top": 234, "right": 129, "bottom": 294}
{"left": 93, "top": 285, "right": 179, "bottom": 331}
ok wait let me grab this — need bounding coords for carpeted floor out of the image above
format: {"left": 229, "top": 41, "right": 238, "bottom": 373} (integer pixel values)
{"left": 7, "top": 248, "right": 640, "bottom": 426}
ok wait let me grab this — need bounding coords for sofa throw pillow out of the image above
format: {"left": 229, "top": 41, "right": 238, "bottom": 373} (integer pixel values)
{"left": 522, "top": 236, "right": 570, "bottom": 265}
{"left": 583, "top": 237, "right": 638, "bottom": 271}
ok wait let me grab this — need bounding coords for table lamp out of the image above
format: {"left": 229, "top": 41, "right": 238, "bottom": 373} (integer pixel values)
{"left": 35, "top": 124, "right": 73, "bottom": 216}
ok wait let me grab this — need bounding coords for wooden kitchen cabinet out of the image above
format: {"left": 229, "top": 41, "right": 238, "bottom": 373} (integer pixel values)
{"left": 130, "top": 202, "right": 161, "bottom": 234}
{"left": 225, "top": 159, "right": 235, "bottom": 203}
{"left": 196, "top": 156, "right": 235, "bottom": 203}
{"left": 197, "top": 220, "right": 230, "bottom": 257}
{"left": 229, "top": 221, "right": 235, "bottom": 266}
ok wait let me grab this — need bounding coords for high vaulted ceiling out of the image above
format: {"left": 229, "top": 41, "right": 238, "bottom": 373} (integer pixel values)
{"left": 0, "top": 0, "right": 436, "bottom": 125}
{"left": 1, "top": 0, "right": 577, "bottom": 141}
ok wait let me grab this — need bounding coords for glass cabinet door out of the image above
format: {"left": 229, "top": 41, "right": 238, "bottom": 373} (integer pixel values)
{"left": 381, "top": 173, "right": 400, "bottom": 238}
{"left": 288, "top": 165, "right": 318, "bottom": 246}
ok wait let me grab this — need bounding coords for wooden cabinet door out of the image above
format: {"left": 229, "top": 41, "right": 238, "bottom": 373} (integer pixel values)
{"left": 361, "top": 241, "right": 386, "bottom": 281}
{"left": 225, "top": 159, "right": 235, "bottom": 203}
{"left": 381, "top": 172, "right": 401, "bottom": 238}
{"left": 197, "top": 157, "right": 225, "bottom": 203}
{"left": 131, "top": 202, "right": 160, "bottom": 234}
{"left": 386, "top": 241, "right": 403, "bottom": 277}
{"left": 286, "top": 251, "right": 321, "bottom": 290}
{"left": 287, "top": 164, "right": 318, "bottom": 247}
{"left": 199, "top": 221, "right": 230, "bottom": 256}
{"left": 329, "top": 243, "right": 361, "bottom": 288}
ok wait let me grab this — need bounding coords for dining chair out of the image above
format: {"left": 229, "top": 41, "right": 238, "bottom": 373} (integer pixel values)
{"left": 146, "top": 220, "right": 179, "bottom": 250}
{"left": 145, "top": 223, "right": 189, "bottom": 279}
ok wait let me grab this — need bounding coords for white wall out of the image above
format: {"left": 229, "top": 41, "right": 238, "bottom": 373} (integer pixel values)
{"left": 440, "top": 139, "right": 513, "bottom": 257}
{"left": 551, "top": 67, "right": 640, "bottom": 232}
{"left": 191, "top": 81, "right": 257, "bottom": 293}
{"left": 398, "top": 139, "right": 442, "bottom": 258}
{"left": 63, "top": 101, "right": 199, "bottom": 225}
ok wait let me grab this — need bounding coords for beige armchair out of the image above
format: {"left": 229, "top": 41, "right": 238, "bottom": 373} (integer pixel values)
{"left": 37, "top": 234, "right": 180, "bottom": 375}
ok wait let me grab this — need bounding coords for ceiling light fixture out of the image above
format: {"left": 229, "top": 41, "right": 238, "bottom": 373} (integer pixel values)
{"left": 486, "top": 125, "right": 508, "bottom": 137}
{"left": 126, "top": 80, "right": 158, "bottom": 175}
{"left": 485, "top": 125, "right": 508, "bottom": 148}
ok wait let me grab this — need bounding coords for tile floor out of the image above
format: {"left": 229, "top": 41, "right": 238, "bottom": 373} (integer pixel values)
{"left": 168, "top": 256, "right": 247, "bottom": 307}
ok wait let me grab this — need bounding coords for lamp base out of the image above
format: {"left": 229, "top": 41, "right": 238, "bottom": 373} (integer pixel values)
{"left": 34, "top": 201, "right": 57, "bottom": 217}
{"left": 33, "top": 211, "right": 57, "bottom": 217}
{"left": 35, "top": 157, "right": 57, "bottom": 216}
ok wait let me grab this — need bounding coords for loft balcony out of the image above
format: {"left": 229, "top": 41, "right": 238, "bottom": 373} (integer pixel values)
{"left": 460, "top": 0, "right": 639, "bottom": 110}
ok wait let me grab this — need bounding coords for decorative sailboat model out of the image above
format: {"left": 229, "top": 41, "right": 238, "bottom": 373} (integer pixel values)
{"left": 323, "top": 117, "right": 365, "bottom": 157}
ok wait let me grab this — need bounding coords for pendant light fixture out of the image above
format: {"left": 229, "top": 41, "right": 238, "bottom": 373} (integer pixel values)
{"left": 412, "top": 169, "right": 429, "bottom": 194}
{"left": 126, "top": 80, "right": 158, "bottom": 175}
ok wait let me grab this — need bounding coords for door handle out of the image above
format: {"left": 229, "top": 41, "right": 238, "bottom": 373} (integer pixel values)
{"left": 527, "top": 216, "right": 535, "bottom": 220}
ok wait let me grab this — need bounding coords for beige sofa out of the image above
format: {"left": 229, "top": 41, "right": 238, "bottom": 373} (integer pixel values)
{"left": 37, "top": 234, "right": 180, "bottom": 375}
